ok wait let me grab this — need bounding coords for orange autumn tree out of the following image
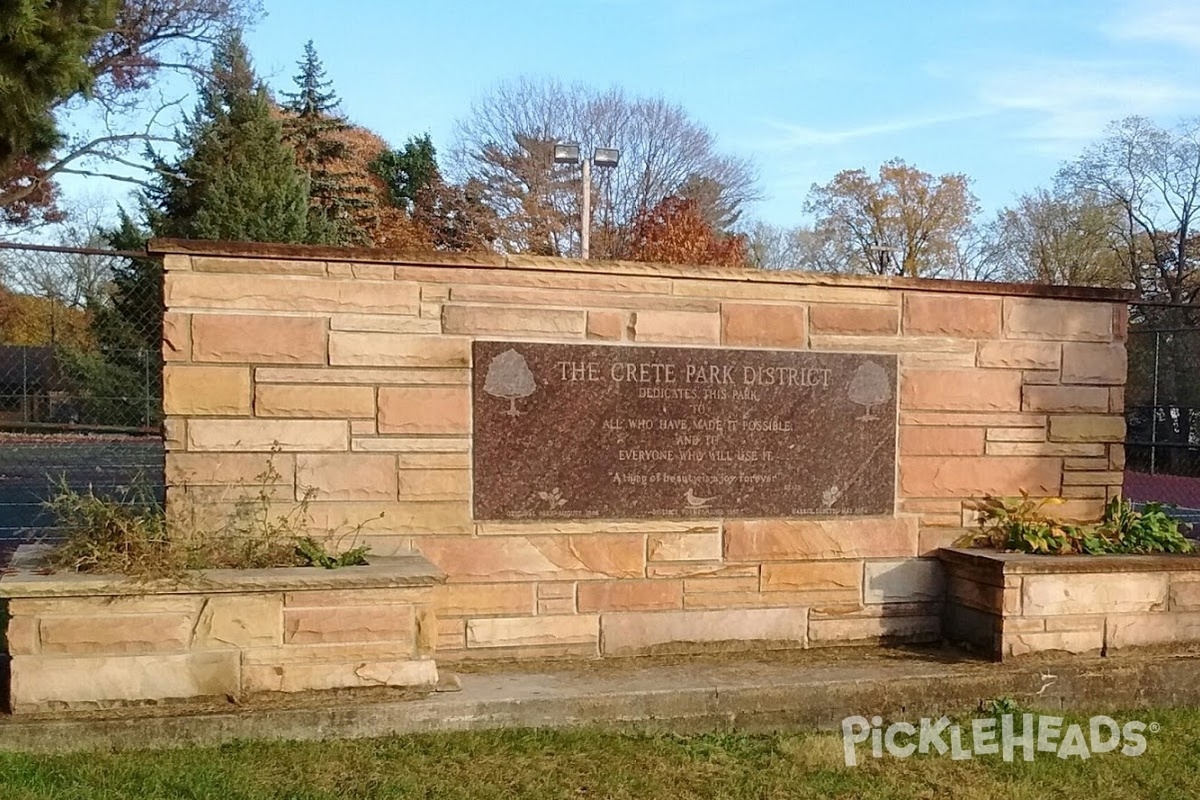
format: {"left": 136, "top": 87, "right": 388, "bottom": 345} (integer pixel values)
{"left": 625, "top": 195, "right": 749, "bottom": 267}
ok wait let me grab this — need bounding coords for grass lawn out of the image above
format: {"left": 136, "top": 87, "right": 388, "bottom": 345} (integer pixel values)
{"left": 1, "top": 709, "right": 1199, "bottom": 799}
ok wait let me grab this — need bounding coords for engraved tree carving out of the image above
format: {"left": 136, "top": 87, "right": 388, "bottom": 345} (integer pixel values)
{"left": 848, "top": 361, "right": 891, "bottom": 421}
{"left": 484, "top": 349, "right": 536, "bottom": 416}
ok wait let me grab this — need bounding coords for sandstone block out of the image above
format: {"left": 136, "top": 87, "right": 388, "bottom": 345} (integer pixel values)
{"left": 378, "top": 387, "right": 470, "bottom": 434}
{"left": 986, "top": 427, "right": 1046, "bottom": 442}
{"left": 398, "top": 469, "right": 470, "bottom": 501}
{"left": 437, "top": 617, "right": 466, "bottom": 651}
{"left": 166, "top": 453, "right": 293, "bottom": 487}
{"left": 1061, "top": 470, "right": 1124, "bottom": 486}
{"left": 630, "top": 310, "right": 720, "bottom": 343}
{"left": 898, "top": 426, "right": 985, "bottom": 456}
{"left": 900, "top": 456, "right": 1060, "bottom": 497}
{"left": 647, "top": 532, "right": 722, "bottom": 562}
{"left": 397, "top": 452, "right": 471, "bottom": 470}
{"left": 9, "top": 651, "right": 239, "bottom": 711}
{"left": 328, "top": 332, "right": 470, "bottom": 367}
{"left": 587, "top": 310, "right": 626, "bottom": 340}
{"left": 538, "top": 597, "right": 575, "bottom": 614}
{"left": 1061, "top": 342, "right": 1126, "bottom": 384}
{"left": 1048, "top": 415, "right": 1126, "bottom": 443}
{"left": 1110, "top": 387, "right": 1125, "bottom": 414}
{"left": 353, "top": 437, "right": 469, "bottom": 454}
{"left": 191, "top": 314, "right": 326, "bottom": 364}
{"left": 724, "top": 517, "right": 917, "bottom": 561}
{"left": 192, "top": 256, "right": 325, "bottom": 276}
{"left": 442, "top": 305, "right": 586, "bottom": 337}
{"left": 684, "top": 575, "right": 760, "bottom": 594}
{"left": 163, "top": 312, "right": 190, "bottom": 362}
{"left": 166, "top": 272, "right": 419, "bottom": 314}
{"left": 600, "top": 608, "right": 806, "bottom": 656}
{"left": 760, "top": 561, "right": 861, "bottom": 594}
{"left": 1171, "top": 579, "right": 1200, "bottom": 611}
{"left": 296, "top": 454, "right": 396, "bottom": 502}
{"left": 306, "top": 500, "right": 471, "bottom": 535}
{"left": 985, "top": 441, "right": 1104, "bottom": 457}
{"left": 466, "top": 615, "right": 599, "bottom": 648}
{"left": 328, "top": 314, "right": 440, "bottom": 334}
{"left": 1106, "top": 613, "right": 1200, "bottom": 650}
{"left": 900, "top": 369, "right": 1022, "bottom": 411}
{"left": 255, "top": 385, "right": 375, "bottom": 418}
{"left": 242, "top": 658, "right": 437, "bottom": 694}
{"left": 899, "top": 350, "right": 977, "bottom": 369}
{"left": 5, "top": 616, "right": 38, "bottom": 655}
{"left": 918, "top": 526, "right": 968, "bottom": 555}
{"left": 864, "top": 559, "right": 945, "bottom": 603}
{"left": 1022, "top": 572, "right": 1168, "bottom": 616}
{"left": 577, "top": 580, "right": 682, "bottom": 612}
{"left": 720, "top": 303, "right": 807, "bottom": 347}
{"left": 903, "top": 294, "right": 1000, "bottom": 338}
{"left": 432, "top": 583, "right": 536, "bottom": 616}
{"left": 187, "top": 419, "right": 347, "bottom": 452}
{"left": 163, "top": 365, "right": 251, "bottom": 416}
{"left": 192, "top": 595, "right": 282, "bottom": 648}
{"left": 539, "top": 582, "right": 577, "bottom": 599}
{"left": 1003, "top": 298, "right": 1112, "bottom": 341}
{"left": 901, "top": 411, "right": 1046, "bottom": 427}
{"left": 38, "top": 614, "right": 193, "bottom": 655}
{"left": 284, "top": 605, "right": 414, "bottom": 645}
{"left": 808, "top": 614, "right": 940, "bottom": 644}
{"left": 809, "top": 335, "right": 973, "bottom": 354}
{"left": 1023, "top": 386, "right": 1110, "bottom": 412}
{"left": 976, "top": 341, "right": 1061, "bottom": 370}
{"left": 417, "top": 535, "right": 645, "bottom": 582}
{"left": 1007, "top": 629, "right": 1103, "bottom": 658}
{"left": 256, "top": 367, "right": 470, "bottom": 386}
{"left": 809, "top": 304, "right": 899, "bottom": 335}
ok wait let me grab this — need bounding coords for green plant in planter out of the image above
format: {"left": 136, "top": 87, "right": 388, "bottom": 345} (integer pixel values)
{"left": 959, "top": 492, "right": 1193, "bottom": 555}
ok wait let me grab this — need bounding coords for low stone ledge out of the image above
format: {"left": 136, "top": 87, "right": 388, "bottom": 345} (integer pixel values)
{"left": 939, "top": 547, "right": 1200, "bottom": 576}
{"left": 0, "top": 554, "right": 445, "bottom": 598}
{"left": 0, "top": 554, "right": 445, "bottom": 714}
{"left": 939, "top": 547, "right": 1200, "bottom": 661}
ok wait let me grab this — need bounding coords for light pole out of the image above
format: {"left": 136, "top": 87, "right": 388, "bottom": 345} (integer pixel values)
{"left": 554, "top": 143, "right": 620, "bottom": 259}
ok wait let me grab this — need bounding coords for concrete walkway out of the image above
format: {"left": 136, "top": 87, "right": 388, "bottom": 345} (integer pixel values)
{"left": 2, "top": 647, "right": 1199, "bottom": 752}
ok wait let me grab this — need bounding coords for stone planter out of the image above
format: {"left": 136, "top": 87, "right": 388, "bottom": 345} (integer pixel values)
{"left": 939, "top": 547, "right": 1200, "bottom": 661}
{"left": 0, "top": 553, "right": 444, "bottom": 713}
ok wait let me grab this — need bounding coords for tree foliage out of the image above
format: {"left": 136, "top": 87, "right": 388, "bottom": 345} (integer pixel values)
{"left": 146, "top": 29, "right": 310, "bottom": 243}
{"left": 986, "top": 186, "right": 1125, "bottom": 286}
{"left": 625, "top": 195, "right": 749, "bottom": 268}
{"left": 450, "top": 77, "right": 758, "bottom": 258}
{"left": 0, "top": 0, "right": 259, "bottom": 228}
{"left": 804, "top": 158, "right": 978, "bottom": 278}
{"left": 1059, "top": 116, "right": 1200, "bottom": 304}
{"left": 374, "top": 134, "right": 497, "bottom": 252}
{"left": 280, "top": 40, "right": 371, "bottom": 244}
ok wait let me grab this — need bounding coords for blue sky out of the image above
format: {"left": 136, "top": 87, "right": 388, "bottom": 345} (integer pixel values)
{"left": 58, "top": 0, "right": 1200, "bottom": 230}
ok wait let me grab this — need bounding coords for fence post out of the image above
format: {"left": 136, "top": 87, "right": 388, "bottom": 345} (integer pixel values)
{"left": 1151, "top": 330, "right": 1161, "bottom": 475}
{"left": 142, "top": 348, "right": 151, "bottom": 428}
{"left": 21, "top": 346, "right": 28, "bottom": 423}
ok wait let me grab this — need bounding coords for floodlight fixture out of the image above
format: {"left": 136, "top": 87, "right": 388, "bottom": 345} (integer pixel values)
{"left": 593, "top": 147, "right": 620, "bottom": 168}
{"left": 553, "top": 142, "right": 581, "bottom": 164}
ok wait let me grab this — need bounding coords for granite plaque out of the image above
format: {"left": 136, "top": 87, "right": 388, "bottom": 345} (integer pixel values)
{"left": 472, "top": 341, "right": 897, "bottom": 520}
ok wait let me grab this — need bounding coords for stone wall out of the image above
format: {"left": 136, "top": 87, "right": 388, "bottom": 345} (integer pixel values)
{"left": 154, "top": 240, "right": 1130, "bottom": 661}
{"left": 941, "top": 548, "right": 1200, "bottom": 659}
{"left": 0, "top": 558, "right": 441, "bottom": 712}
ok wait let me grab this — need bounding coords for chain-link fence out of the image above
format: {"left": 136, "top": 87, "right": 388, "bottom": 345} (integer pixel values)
{"left": 1125, "top": 302, "right": 1200, "bottom": 524}
{"left": 0, "top": 242, "right": 164, "bottom": 553}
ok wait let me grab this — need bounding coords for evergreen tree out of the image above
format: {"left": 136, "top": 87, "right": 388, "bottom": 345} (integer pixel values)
{"left": 147, "top": 30, "right": 310, "bottom": 243}
{"left": 281, "top": 40, "right": 369, "bottom": 244}
{"left": 0, "top": 0, "right": 117, "bottom": 173}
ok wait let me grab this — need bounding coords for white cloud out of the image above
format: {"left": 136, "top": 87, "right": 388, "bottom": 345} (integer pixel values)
{"left": 756, "top": 110, "right": 991, "bottom": 150}
{"left": 1104, "top": 0, "right": 1200, "bottom": 50}
{"left": 972, "top": 59, "right": 1200, "bottom": 152}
